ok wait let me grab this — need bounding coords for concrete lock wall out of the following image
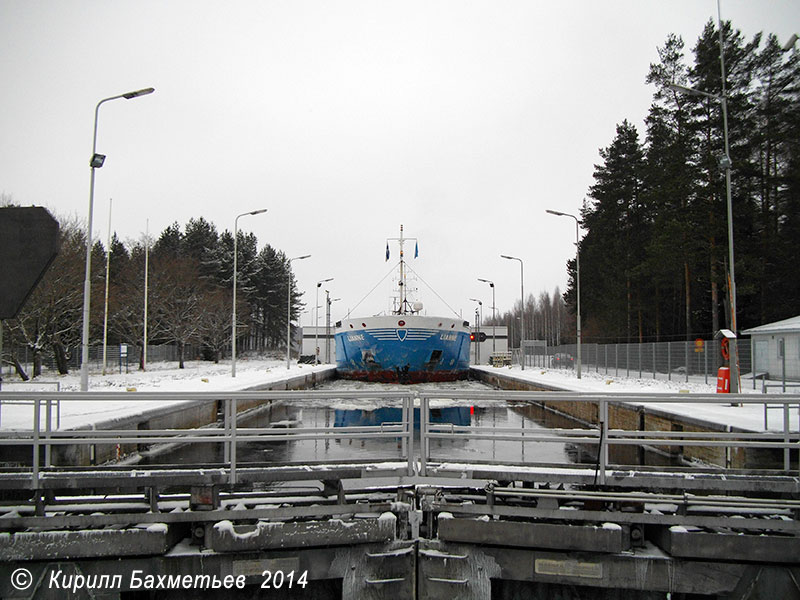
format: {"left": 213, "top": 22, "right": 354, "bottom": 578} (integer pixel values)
{"left": 41, "top": 367, "right": 337, "bottom": 467}
{"left": 469, "top": 368, "right": 771, "bottom": 469}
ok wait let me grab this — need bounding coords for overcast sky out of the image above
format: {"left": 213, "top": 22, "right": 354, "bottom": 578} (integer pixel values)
{"left": 2, "top": 1, "right": 798, "bottom": 326}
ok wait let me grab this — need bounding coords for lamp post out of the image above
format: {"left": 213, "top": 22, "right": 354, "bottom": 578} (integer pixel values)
{"left": 546, "top": 209, "right": 582, "bottom": 379}
{"left": 325, "top": 293, "right": 341, "bottom": 363}
{"left": 80, "top": 87, "right": 154, "bottom": 391}
{"left": 478, "top": 278, "right": 496, "bottom": 353}
{"left": 102, "top": 198, "right": 112, "bottom": 375}
{"left": 286, "top": 255, "right": 311, "bottom": 369}
{"left": 232, "top": 209, "right": 267, "bottom": 378}
{"left": 501, "top": 255, "right": 524, "bottom": 370}
{"left": 143, "top": 221, "right": 149, "bottom": 371}
{"left": 315, "top": 278, "right": 333, "bottom": 364}
{"left": 469, "top": 298, "right": 483, "bottom": 365}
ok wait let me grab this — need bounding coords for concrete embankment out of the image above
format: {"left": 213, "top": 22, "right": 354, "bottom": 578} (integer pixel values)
{"left": 14, "top": 366, "right": 337, "bottom": 467}
{"left": 470, "top": 367, "right": 775, "bottom": 469}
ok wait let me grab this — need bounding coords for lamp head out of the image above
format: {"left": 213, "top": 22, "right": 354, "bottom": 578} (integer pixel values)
{"left": 123, "top": 87, "right": 155, "bottom": 99}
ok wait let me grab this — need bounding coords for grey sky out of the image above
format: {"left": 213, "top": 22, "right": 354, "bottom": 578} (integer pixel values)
{"left": 2, "top": 1, "right": 798, "bottom": 324}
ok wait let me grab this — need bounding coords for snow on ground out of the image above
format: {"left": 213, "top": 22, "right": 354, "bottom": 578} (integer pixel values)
{"left": 1, "top": 359, "right": 797, "bottom": 433}
{"left": 474, "top": 365, "right": 800, "bottom": 433}
{"left": 0, "top": 358, "right": 333, "bottom": 431}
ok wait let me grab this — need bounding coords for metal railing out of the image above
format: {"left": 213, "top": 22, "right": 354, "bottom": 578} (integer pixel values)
{"left": 1, "top": 390, "right": 799, "bottom": 491}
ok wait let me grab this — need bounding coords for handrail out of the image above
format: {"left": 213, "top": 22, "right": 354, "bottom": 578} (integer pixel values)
{"left": 2, "top": 390, "right": 799, "bottom": 490}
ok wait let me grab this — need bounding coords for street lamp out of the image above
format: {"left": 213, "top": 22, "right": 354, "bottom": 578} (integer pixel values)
{"left": 500, "top": 255, "right": 524, "bottom": 370}
{"left": 232, "top": 209, "right": 267, "bottom": 377}
{"left": 286, "top": 254, "right": 311, "bottom": 369}
{"left": 667, "top": 78, "right": 739, "bottom": 390}
{"left": 478, "top": 278, "right": 496, "bottom": 353}
{"left": 326, "top": 293, "right": 341, "bottom": 363}
{"left": 315, "top": 278, "right": 333, "bottom": 364}
{"left": 80, "top": 87, "right": 154, "bottom": 391}
{"left": 469, "top": 298, "right": 483, "bottom": 365}
{"left": 102, "top": 198, "right": 112, "bottom": 375}
{"left": 546, "top": 209, "right": 582, "bottom": 379}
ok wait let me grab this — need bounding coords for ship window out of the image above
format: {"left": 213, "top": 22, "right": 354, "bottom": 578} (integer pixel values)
{"left": 350, "top": 324, "right": 354, "bottom": 328}
{"left": 438, "top": 323, "right": 442, "bottom": 327}
{"left": 398, "top": 320, "right": 405, "bottom": 327}
{"left": 362, "top": 322, "right": 366, "bottom": 327}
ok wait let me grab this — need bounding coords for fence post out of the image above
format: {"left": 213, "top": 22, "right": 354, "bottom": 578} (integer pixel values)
{"left": 406, "top": 395, "right": 415, "bottom": 476}
{"left": 45, "top": 399, "right": 52, "bottom": 467}
{"left": 626, "top": 345, "right": 629, "bottom": 378}
{"left": 704, "top": 342, "right": 708, "bottom": 385}
{"left": 605, "top": 345, "right": 608, "bottom": 375}
{"left": 685, "top": 341, "right": 689, "bottom": 383}
{"left": 223, "top": 399, "right": 230, "bottom": 463}
{"left": 668, "top": 342, "right": 672, "bottom": 381}
{"left": 653, "top": 343, "right": 656, "bottom": 379}
{"left": 33, "top": 398, "right": 41, "bottom": 491}
{"left": 639, "top": 344, "right": 642, "bottom": 379}
{"left": 419, "top": 393, "right": 428, "bottom": 477}
{"left": 784, "top": 402, "right": 790, "bottom": 472}
{"left": 598, "top": 398, "right": 608, "bottom": 485}
{"left": 229, "top": 397, "right": 237, "bottom": 485}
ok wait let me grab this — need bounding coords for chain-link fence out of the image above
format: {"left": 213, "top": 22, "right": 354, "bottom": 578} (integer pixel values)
{"left": 521, "top": 339, "right": 757, "bottom": 387}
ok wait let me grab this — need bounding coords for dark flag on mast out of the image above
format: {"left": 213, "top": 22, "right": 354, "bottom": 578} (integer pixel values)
{"left": 385, "top": 242, "right": 390, "bottom": 261}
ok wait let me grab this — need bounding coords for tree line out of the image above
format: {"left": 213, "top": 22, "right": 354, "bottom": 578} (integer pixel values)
{"left": 482, "top": 287, "right": 570, "bottom": 350}
{"left": 567, "top": 20, "right": 799, "bottom": 343}
{"left": 1, "top": 213, "right": 303, "bottom": 378}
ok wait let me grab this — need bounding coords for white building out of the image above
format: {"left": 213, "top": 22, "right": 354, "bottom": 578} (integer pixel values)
{"left": 742, "top": 315, "right": 800, "bottom": 381}
{"left": 300, "top": 326, "right": 336, "bottom": 363}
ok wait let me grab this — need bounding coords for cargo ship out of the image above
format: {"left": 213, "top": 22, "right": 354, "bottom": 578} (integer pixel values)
{"left": 334, "top": 226, "right": 471, "bottom": 383}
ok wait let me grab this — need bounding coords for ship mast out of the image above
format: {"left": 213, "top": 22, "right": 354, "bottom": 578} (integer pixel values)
{"left": 387, "top": 224, "right": 417, "bottom": 315}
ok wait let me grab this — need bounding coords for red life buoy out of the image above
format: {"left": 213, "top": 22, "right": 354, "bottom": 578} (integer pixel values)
{"left": 721, "top": 338, "right": 730, "bottom": 360}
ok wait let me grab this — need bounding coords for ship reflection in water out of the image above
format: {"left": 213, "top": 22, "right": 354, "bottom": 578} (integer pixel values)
{"left": 334, "top": 406, "right": 472, "bottom": 429}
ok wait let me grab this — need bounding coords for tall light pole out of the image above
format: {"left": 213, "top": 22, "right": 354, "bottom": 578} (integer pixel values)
{"left": 286, "top": 254, "right": 311, "bottom": 369}
{"left": 501, "top": 255, "right": 524, "bottom": 370}
{"left": 315, "top": 278, "right": 333, "bottom": 364}
{"left": 102, "top": 198, "right": 113, "bottom": 375}
{"left": 143, "top": 221, "right": 149, "bottom": 371}
{"left": 80, "top": 87, "right": 154, "bottom": 391}
{"left": 232, "top": 209, "right": 267, "bottom": 377}
{"left": 469, "top": 298, "right": 483, "bottom": 365}
{"left": 325, "top": 293, "right": 341, "bottom": 363}
{"left": 478, "top": 278, "right": 496, "bottom": 352}
{"left": 667, "top": 10, "right": 739, "bottom": 391}
{"left": 546, "top": 209, "right": 582, "bottom": 379}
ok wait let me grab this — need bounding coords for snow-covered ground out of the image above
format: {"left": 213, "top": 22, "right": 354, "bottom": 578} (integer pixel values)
{"left": 474, "top": 365, "right": 800, "bottom": 433}
{"left": 0, "top": 358, "right": 333, "bottom": 431}
{"left": 0, "top": 359, "right": 797, "bottom": 433}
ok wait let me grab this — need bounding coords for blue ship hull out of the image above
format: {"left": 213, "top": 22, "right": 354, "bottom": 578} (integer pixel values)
{"left": 335, "top": 315, "right": 471, "bottom": 383}
{"left": 335, "top": 406, "right": 471, "bottom": 428}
